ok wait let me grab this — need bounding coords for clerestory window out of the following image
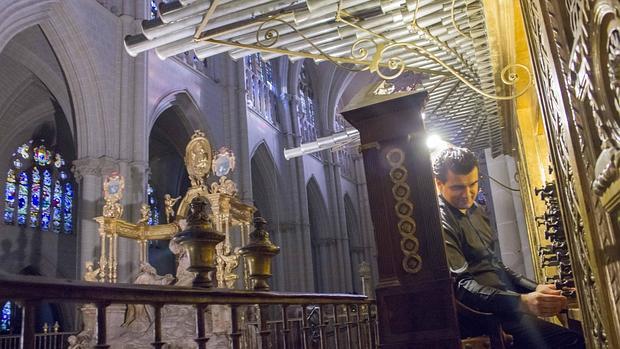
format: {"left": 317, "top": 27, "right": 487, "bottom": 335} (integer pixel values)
{"left": 244, "top": 53, "right": 278, "bottom": 124}
{"left": 297, "top": 65, "right": 318, "bottom": 144}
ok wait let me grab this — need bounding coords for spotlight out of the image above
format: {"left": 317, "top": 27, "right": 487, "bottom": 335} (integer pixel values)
{"left": 426, "top": 134, "right": 445, "bottom": 150}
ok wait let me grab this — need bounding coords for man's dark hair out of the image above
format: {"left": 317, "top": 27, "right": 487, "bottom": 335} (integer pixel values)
{"left": 432, "top": 147, "right": 479, "bottom": 182}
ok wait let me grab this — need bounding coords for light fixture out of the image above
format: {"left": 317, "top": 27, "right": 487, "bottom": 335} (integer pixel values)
{"left": 425, "top": 134, "right": 446, "bottom": 150}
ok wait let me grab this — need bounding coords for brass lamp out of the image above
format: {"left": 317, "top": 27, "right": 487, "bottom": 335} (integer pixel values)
{"left": 173, "top": 196, "right": 225, "bottom": 288}
{"left": 240, "top": 213, "right": 280, "bottom": 291}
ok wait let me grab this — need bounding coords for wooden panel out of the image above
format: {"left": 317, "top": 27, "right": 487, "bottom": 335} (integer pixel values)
{"left": 343, "top": 92, "right": 460, "bottom": 348}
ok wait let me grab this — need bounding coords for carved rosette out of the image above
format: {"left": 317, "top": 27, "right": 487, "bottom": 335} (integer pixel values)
{"left": 385, "top": 148, "right": 422, "bottom": 274}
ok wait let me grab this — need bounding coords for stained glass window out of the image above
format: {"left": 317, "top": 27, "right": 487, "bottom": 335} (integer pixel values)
{"left": 52, "top": 180, "right": 62, "bottom": 233}
{"left": 150, "top": 0, "right": 158, "bottom": 19}
{"left": 41, "top": 170, "right": 52, "bottom": 231}
{"left": 244, "top": 53, "right": 278, "bottom": 124}
{"left": 64, "top": 182, "right": 73, "bottom": 233}
{"left": 3, "top": 170, "right": 16, "bottom": 224}
{"left": 297, "top": 64, "right": 319, "bottom": 144}
{"left": 29, "top": 167, "right": 40, "bottom": 228}
{"left": 147, "top": 183, "right": 160, "bottom": 225}
{"left": 17, "top": 171, "right": 28, "bottom": 225}
{"left": 0, "top": 301, "right": 10, "bottom": 333}
{"left": 3, "top": 140, "right": 74, "bottom": 234}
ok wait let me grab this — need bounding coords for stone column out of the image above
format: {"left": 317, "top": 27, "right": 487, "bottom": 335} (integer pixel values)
{"left": 73, "top": 157, "right": 119, "bottom": 280}
{"left": 354, "top": 154, "right": 379, "bottom": 287}
{"left": 324, "top": 154, "right": 353, "bottom": 292}
{"left": 286, "top": 92, "right": 315, "bottom": 291}
{"left": 116, "top": 160, "right": 148, "bottom": 282}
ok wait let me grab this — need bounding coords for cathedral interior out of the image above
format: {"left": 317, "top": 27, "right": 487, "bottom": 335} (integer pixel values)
{"left": 0, "top": 0, "right": 619, "bottom": 348}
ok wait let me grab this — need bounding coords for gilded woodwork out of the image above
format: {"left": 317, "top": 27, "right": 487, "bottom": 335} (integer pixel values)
{"left": 520, "top": 0, "right": 620, "bottom": 346}
{"left": 185, "top": 130, "right": 213, "bottom": 188}
{"left": 93, "top": 131, "right": 255, "bottom": 287}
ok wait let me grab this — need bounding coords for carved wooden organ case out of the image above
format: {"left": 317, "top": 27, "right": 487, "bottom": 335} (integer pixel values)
{"left": 520, "top": 0, "right": 620, "bottom": 347}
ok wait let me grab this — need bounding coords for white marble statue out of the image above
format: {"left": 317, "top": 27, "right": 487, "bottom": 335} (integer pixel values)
{"left": 122, "top": 263, "right": 174, "bottom": 332}
{"left": 169, "top": 238, "right": 197, "bottom": 286}
{"left": 83, "top": 261, "right": 100, "bottom": 282}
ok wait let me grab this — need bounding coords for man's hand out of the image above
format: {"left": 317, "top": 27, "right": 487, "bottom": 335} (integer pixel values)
{"left": 520, "top": 284, "right": 567, "bottom": 317}
{"left": 536, "top": 283, "right": 562, "bottom": 295}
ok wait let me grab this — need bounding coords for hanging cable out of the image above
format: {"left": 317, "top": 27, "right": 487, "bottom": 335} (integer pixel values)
{"left": 482, "top": 172, "right": 520, "bottom": 192}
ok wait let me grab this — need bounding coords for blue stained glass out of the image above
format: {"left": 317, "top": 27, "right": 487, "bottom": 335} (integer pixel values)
{"left": 29, "top": 168, "right": 40, "bottom": 228}
{"left": 147, "top": 184, "right": 159, "bottom": 226}
{"left": 4, "top": 141, "right": 75, "bottom": 233}
{"left": 0, "top": 301, "right": 10, "bottom": 333}
{"left": 63, "top": 182, "right": 73, "bottom": 233}
{"left": 52, "top": 180, "right": 62, "bottom": 233}
{"left": 3, "top": 170, "right": 16, "bottom": 224}
{"left": 150, "top": 0, "right": 158, "bottom": 18}
{"left": 54, "top": 154, "right": 65, "bottom": 168}
{"left": 33, "top": 146, "right": 51, "bottom": 166}
{"left": 40, "top": 170, "right": 52, "bottom": 231}
{"left": 152, "top": 207, "right": 159, "bottom": 225}
{"left": 17, "top": 144, "right": 29, "bottom": 159}
{"left": 17, "top": 172, "right": 28, "bottom": 225}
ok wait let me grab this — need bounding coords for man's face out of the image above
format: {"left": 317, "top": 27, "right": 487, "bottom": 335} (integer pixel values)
{"left": 435, "top": 167, "right": 479, "bottom": 210}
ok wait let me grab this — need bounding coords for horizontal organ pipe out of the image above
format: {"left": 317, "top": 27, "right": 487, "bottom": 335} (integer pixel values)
{"left": 283, "top": 128, "right": 360, "bottom": 159}
{"left": 123, "top": 0, "right": 500, "bottom": 153}
{"left": 126, "top": 0, "right": 309, "bottom": 56}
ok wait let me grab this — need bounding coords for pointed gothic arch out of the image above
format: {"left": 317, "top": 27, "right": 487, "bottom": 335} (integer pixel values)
{"left": 147, "top": 93, "right": 204, "bottom": 275}
{"left": 148, "top": 90, "right": 211, "bottom": 139}
{"left": 0, "top": 1, "right": 109, "bottom": 157}
{"left": 0, "top": 20, "right": 78, "bottom": 290}
{"left": 306, "top": 176, "right": 333, "bottom": 292}
{"left": 250, "top": 141, "right": 283, "bottom": 288}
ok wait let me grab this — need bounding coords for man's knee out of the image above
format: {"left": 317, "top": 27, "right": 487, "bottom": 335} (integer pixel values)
{"left": 562, "top": 330, "right": 585, "bottom": 349}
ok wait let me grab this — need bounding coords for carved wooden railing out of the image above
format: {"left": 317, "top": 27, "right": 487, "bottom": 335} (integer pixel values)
{"left": 0, "top": 274, "right": 377, "bottom": 349}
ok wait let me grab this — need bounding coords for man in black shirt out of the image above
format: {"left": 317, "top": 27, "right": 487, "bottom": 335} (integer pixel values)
{"left": 433, "top": 147, "right": 584, "bottom": 349}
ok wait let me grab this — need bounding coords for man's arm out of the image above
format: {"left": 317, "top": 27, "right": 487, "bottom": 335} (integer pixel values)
{"left": 496, "top": 260, "right": 538, "bottom": 293}
{"left": 443, "top": 224, "right": 522, "bottom": 314}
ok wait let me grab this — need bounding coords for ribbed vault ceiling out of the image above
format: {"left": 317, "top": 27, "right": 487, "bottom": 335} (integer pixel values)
{"left": 127, "top": 0, "right": 503, "bottom": 153}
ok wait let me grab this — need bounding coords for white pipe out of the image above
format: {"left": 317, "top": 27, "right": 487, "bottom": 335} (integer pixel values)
{"left": 284, "top": 128, "right": 359, "bottom": 159}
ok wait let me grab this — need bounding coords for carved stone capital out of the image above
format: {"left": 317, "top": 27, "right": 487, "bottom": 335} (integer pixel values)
{"left": 72, "top": 157, "right": 121, "bottom": 181}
